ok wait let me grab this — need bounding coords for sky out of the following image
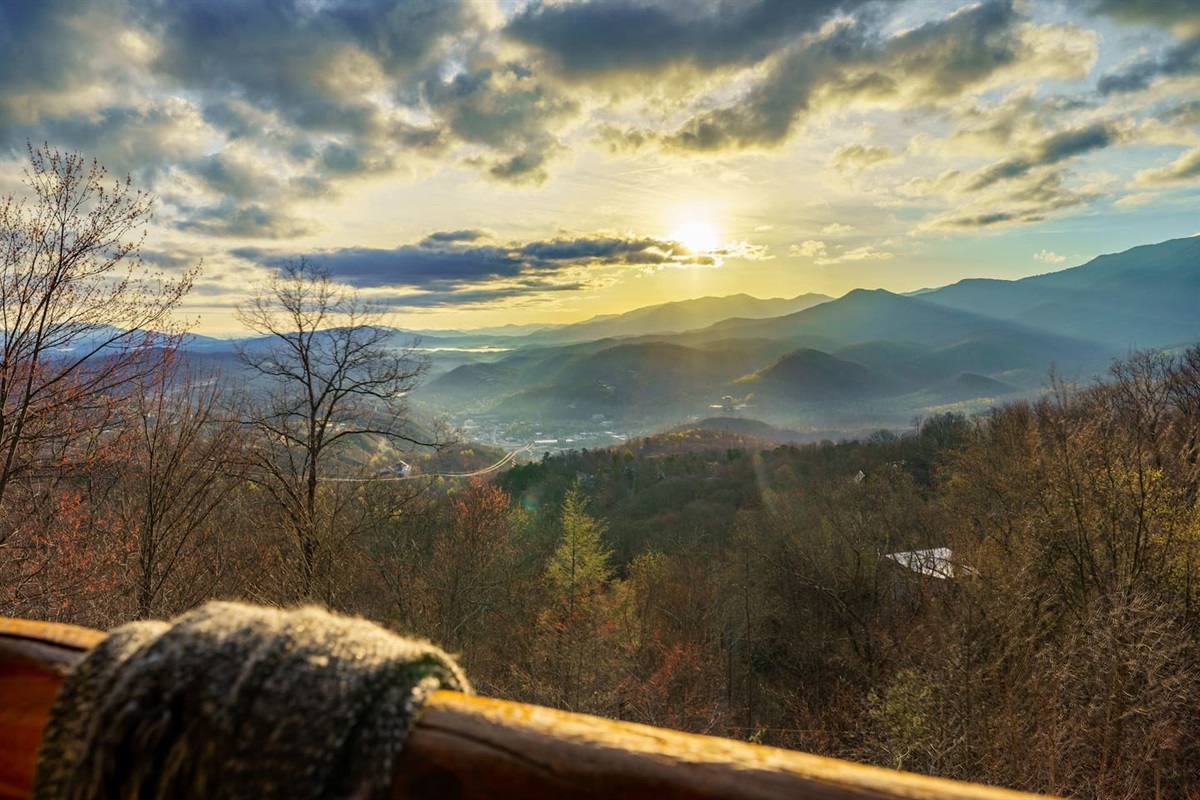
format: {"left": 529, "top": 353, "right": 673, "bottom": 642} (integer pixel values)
{"left": 1, "top": 0, "right": 1197, "bottom": 335}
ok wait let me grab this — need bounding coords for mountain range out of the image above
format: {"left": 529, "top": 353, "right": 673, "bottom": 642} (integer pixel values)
{"left": 412, "top": 236, "right": 1198, "bottom": 436}
{"left": 165, "top": 236, "right": 1197, "bottom": 441}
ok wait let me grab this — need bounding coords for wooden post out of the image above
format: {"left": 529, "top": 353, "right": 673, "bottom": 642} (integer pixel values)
{"left": 1, "top": 618, "right": 1056, "bottom": 800}
{"left": 0, "top": 618, "right": 105, "bottom": 799}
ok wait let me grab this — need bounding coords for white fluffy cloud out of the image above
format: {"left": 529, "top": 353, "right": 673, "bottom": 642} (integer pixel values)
{"left": 1034, "top": 249, "right": 1067, "bottom": 264}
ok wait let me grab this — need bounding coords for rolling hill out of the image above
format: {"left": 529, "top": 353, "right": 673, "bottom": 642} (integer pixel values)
{"left": 735, "top": 348, "right": 896, "bottom": 402}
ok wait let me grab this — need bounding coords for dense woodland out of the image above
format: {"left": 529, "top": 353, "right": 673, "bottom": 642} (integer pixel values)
{"left": 2, "top": 148, "right": 1198, "bottom": 798}
{"left": 5, "top": 348, "right": 1198, "bottom": 798}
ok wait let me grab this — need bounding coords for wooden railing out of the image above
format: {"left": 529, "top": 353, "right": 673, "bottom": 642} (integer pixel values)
{"left": 0, "top": 617, "right": 1056, "bottom": 800}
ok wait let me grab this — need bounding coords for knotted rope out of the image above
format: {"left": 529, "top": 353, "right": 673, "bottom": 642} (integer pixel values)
{"left": 32, "top": 601, "right": 470, "bottom": 800}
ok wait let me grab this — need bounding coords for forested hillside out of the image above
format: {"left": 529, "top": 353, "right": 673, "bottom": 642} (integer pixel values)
{"left": 6, "top": 345, "right": 1196, "bottom": 797}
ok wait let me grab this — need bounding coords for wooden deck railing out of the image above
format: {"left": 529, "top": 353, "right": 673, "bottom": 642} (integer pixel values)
{"left": 0, "top": 617, "right": 1056, "bottom": 800}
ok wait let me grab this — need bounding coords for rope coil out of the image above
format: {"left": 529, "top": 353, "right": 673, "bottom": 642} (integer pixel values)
{"left": 32, "top": 602, "right": 469, "bottom": 800}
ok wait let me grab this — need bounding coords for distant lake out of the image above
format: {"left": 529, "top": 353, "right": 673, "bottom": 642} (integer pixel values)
{"left": 416, "top": 346, "right": 512, "bottom": 353}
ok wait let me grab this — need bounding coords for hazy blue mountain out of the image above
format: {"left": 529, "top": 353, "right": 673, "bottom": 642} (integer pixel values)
{"left": 521, "top": 292, "right": 832, "bottom": 344}
{"left": 423, "top": 362, "right": 522, "bottom": 398}
{"left": 702, "top": 288, "right": 1046, "bottom": 349}
{"left": 920, "top": 237, "right": 1199, "bottom": 348}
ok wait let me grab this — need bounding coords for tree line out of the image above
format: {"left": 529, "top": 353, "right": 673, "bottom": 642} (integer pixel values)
{"left": 2, "top": 146, "right": 1196, "bottom": 798}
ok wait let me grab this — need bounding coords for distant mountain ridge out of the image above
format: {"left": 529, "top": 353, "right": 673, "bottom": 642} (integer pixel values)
{"left": 520, "top": 292, "right": 832, "bottom": 344}
{"left": 155, "top": 237, "right": 1195, "bottom": 437}
{"left": 919, "top": 236, "right": 1199, "bottom": 348}
{"left": 414, "top": 236, "right": 1197, "bottom": 434}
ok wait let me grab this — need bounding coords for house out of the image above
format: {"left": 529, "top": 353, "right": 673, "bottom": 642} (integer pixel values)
{"left": 884, "top": 547, "right": 975, "bottom": 580}
{"left": 882, "top": 547, "right": 975, "bottom": 605}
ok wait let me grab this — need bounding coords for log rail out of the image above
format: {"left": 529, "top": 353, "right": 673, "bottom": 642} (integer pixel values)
{"left": 0, "top": 617, "right": 1055, "bottom": 800}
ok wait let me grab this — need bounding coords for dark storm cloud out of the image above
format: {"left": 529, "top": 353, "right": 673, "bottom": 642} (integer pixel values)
{"left": 232, "top": 233, "right": 706, "bottom": 293}
{"left": 505, "top": 0, "right": 860, "bottom": 79}
{"left": 965, "top": 122, "right": 1119, "bottom": 191}
{"left": 1098, "top": 36, "right": 1200, "bottom": 95}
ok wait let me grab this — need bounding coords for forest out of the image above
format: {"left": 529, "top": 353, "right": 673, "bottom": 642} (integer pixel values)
{"left": 2, "top": 147, "right": 1197, "bottom": 798}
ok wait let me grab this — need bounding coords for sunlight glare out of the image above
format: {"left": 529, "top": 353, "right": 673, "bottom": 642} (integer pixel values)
{"left": 670, "top": 220, "right": 721, "bottom": 254}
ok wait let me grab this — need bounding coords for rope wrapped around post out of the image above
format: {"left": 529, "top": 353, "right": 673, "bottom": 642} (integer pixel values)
{"left": 31, "top": 602, "right": 468, "bottom": 800}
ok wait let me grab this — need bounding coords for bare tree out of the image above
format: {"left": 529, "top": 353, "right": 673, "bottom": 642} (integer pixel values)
{"left": 117, "top": 356, "right": 246, "bottom": 619}
{"left": 0, "top": 143, "right": 195, "bottom": 587}
{"left": 235, "top": 259, "right": 429, "bottom": 599}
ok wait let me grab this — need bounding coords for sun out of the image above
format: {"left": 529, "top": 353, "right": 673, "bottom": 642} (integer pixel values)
{"left": 670, "top": 220, "right": 721, "bottom": 254}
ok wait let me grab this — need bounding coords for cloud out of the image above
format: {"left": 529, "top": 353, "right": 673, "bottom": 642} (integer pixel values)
{"left": 829, "top": 144, "right": 895, "bottom": 172}
{"left": 789, "top": 240, "right": 827, "bottom": 259}
{"left": 919, "top": 167, "right": 1096, "bottom": 231}
{"left": 821, "top": 223, "right": 855, "bottom": 235}
{"left": 423, "top": 62, "right": 577, "bottom": 183}
{"left": 1162, "top": 99, "right": 1200, "bottom": 127}
{"left": 1033, "top": 249, "right": 1066, "bottom": 264}
{"left": 964, "top": 122, "right": 1121, "bottom": 191}
{"left": 647, "top": 1, "right": 1097, "bottom": 154}
{"left": 177, "top": 201, "right": 318, "bottom": 240}
{"left": 709, "top": 240, "right": 772, "bottom": 262}
{"left": 232, "top": 232, "right": 720, "bottom": 303}
{"left": 0, "top": 0, "right": 158, "bottom": 141}
{"left": 1113, "top": 192, "right": 1157, "bottom": 207}
{"left": 1132, "top": 148, "right": 1200, "bottom": 186}
{"left": 505, "top": 0, "right": 858, "bottom": 80}
{"left": 0, "top": 0, "right": 1184, "bottom": 252}
{"left": 0, "top": 0, "right": 582, "bottom": 204}
{"left": 370, "top": 280, "right": 588, "bottom": 310}
{"left": 13, "top": 100, "right": 220, "bottom": 189}
{"left": 816, "top": 246, "right": 895, "bottom": 265}
{"left": 1089, "top": 0, "right": 1200, "bottom": 37}
{"left": 149, "top": 0, "right": 468, "bottom": 116}
{"left": 421, "top": 230, "right": 489, "bottom": 245}
{"left": 1098, "top": 35, "right": 1200, "bottom": 95}
{"left": 788, "top": 239, "right": 893, "bottom": 264}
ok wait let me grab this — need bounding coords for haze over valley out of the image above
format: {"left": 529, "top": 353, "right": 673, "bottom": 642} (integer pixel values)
{"left": 173, "top": 236, "right": 1198, "bottom": 453}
